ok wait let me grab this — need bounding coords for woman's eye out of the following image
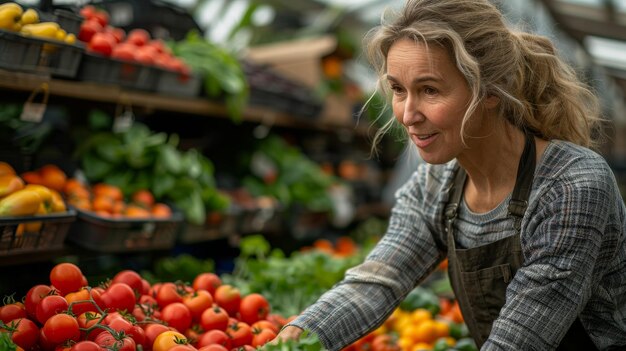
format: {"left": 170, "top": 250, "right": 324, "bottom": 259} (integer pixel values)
{"left": 424, "top": 86, "right": 438, "bottom": 95}
{"left": 390, "top": 85, "right": 404, "bottom": 94}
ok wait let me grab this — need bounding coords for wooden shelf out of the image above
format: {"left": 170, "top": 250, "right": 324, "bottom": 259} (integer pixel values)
{"left": 0, "top": 69, "right": 372, "bottom": 135}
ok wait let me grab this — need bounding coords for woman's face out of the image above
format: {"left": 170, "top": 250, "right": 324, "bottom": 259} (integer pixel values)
{"left": 387, "top": 38, "right": 475, "bottom": 164}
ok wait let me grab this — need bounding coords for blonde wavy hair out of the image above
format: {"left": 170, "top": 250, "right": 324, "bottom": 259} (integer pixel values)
{"left": 365, "top": 0, "right": 603, "bottom": 149}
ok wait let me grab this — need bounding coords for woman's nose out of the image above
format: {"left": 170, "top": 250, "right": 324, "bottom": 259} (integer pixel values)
{"left": 402, "top": 96, "right": 424, "bottom": 126}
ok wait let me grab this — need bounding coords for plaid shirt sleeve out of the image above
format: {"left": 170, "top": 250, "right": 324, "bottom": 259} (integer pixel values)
{"left": 484, "top": 150, "right": 624, "bottom": 350}
{"left": 287, "top": 165, "right": 449, "bottom": 351}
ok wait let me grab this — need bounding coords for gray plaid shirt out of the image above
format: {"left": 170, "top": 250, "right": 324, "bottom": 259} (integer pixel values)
{"left": 289, "top": 140, "right": 626, "bottom": 351}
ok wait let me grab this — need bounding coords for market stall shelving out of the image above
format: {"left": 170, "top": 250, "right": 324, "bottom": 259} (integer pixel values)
{"left": 0, "top": 69, "right": 371, "bottom": 136}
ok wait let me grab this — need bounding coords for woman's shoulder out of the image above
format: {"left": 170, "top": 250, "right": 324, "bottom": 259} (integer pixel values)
{"left": 536, "top": 140, "right": 618, "bottom": 196}
{"left": 539, "top": 140, "right": 613, "bottom": 178}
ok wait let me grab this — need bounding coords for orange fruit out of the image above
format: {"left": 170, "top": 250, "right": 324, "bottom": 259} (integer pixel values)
{"left": 92, "top": 183, "right": 123, "bottom": 202}
{"left": 125, "top": 204, "right": 151, "bottom": 218}
{"left": 21, "top": 171, "right": 43, "bottom": 185}
{"left": 151, "top": 203, "right": 172, "bottom": 218}
{"left": 0, "top": 162, "right": 16, "bottom": 176}
{"left": 132, "top": 189, "right": 155, "bottom": 208}
{"left": 64, "top": 178, "right": 85, "bottom": 194}
{"left": 39, "top": 164, "right": 67, "bottom": 192}
{"left": 111, "top": 200, "right": 126, "bottom": 215}
{"left": 92, "top": 196, "right": 114, "bottom": 213}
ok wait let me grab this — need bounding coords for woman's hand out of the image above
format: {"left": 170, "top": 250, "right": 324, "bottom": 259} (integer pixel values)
{"left": 271, "top": 325, "right": 304, "bottom": 344}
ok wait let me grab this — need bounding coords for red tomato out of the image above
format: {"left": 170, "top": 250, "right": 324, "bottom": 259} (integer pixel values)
{"left": 196, "top": 329, "right": 231, "bottom": 349}
{"left": 25, "top": 284, "right": 54, "bottom": 319}
{"left": 100, "top": 283, "right": 136, "bottom": 313}
{"left": 238, "top": 294, "right": 269, "bottom": 325}
{"left": 95, "top": 332, "right": 136, "bottom": 351}
{"left": 2, "top": 318, "right": 39, "bottom": 350}
{"left": 41, "top": 313, "right": 80, "bottom": 344}
{"left": 79, "top": 5, "right": 97, "bottom": 20}
{"left": 192, "top": 273, "right": 221, "bottom": 295}
{"left": 125, "top": 29, "right": 150, "bottom": 47}
{"left": 88, "top": 32, "right": 117, "bottom": 57}
{"left": 36, "top": 295, "right": 69, "bottom": 324}
{"left": 225, "top": 321, "right": 252, "bottom": 348}
{"left": 70, "top": 340, "right": 102, "bottom": 351}
{"left": 78, "top": 19, "right": 103, "bottom": 43}
{"left": 0, "top": 302, "right": 26, "bottom": 323}
{"left": 50, "top": 263, "right": 84, "bottom": 296}
{"left": 77, "top": 312, "right": 103, "bottom": 341}
{"left": 104, "top": 25, "right": 125, "bottom": 43}
{"left": 251, "top": 328, "right": 276, "bottom": 348}
{"left": 127, "top": 325, "right": 147, "bottom": 349}
{"left": 133, "top": 45, "right": 158, "bottom": 65}
{"left": 143, "top": 323, "right": 171, "bottom": 351}
{"left": 250, "top": 320, "right": 278, "bottom": 334}
{"left": 91, "top": 11, "right": 109, "bottom": 27}
{"left": 112, "top": 270, "right": 144, "bottom": 294}
{"left": 265, "top": 314, "right": 287, "bottom": 330}
{"left": 183, "top": 290, "right": 213, "bottom": 322}
{"left": 169, "top": 346, "right": 196, "bottom": 351}
{"left": 156, "top": 282, "right": 183, "bottom": 308}
{"left": 152, "top": 330, "right": 188, "bottom": 351}
{"left": 198, "top": 345, "right": 228, "bottom": 351}
{"left": 200, "top": 305, "right": 229, "bottom": 331}
{"left": 65, "top": 288, "right": 102, "bottom": 316}
{"left": 370, "top": 334, "right": 401, "bottom": 351}
{"left": 231, "top": 346, "right": 255, "bottom": 351}
{"left": 142, "top": 279, "right": 151, "bottom": 295}
{"left": 106, "top": 315, "right": 133, "bottom": 334}
{"left": 161, "top": 302, "right": 192, "bottom": 333}
{"left": 213, "top": 285, "right": 240, "bottom": 317}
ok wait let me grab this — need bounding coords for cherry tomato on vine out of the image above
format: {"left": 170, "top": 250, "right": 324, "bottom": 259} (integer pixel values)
{"left": 156, "top": 282, "right": 184, "bottom": 308}
{"left": 225, "top": 321, "right": 252, "bottom": 348}
{"left": 50, "top": 263, "right": 84, "bottom": 295}
{"left": 161, "top": 302, "right": 192, "bottom": 333}
{"left": 41, "top": 313, "right": 80, "bottom": 345}
{"left": 251, "top": 328, "right": 276, "bottom": 348}
{"left": 24, "top": 285, "right": 55, "bottom": 319}
{"left": 0, "top": 302, "right": 26, "bottom": 323}
{"left": 200, "top": 305, "right": 229, "bottom": 331}
{"left": 36, "top": 295, "right": 69, "bottom": 324}
{"left": 196, "top": 329, "right": 231, "bottom": 349}
{"left": 142, "top": 323, "right": 171, "bottom": 351}
{"left": 192, "top": 273, "right": 221, "bottom": 295}
{"left": 183, "top": 290, "right": 213, "bottom": 322}
{"left": 2, "top": 318, "right": 39, "bottom": 350}
{"left": 198, "top": 345, "right": 228, "bottom": 351}
{"left": 152, "top": 330, "right": 188, "bottom": 351}
{"left": 65, "top": 288, "right": 102, "bottom": 316}
{"left": 70, "top": 340, "right": 102, "bottom": 351}
{"left": 112, "top": 270, "right": 144, "bottom": 295}
{"left": 213, "top": 285, "right": 240, "bottom": 317}
{"left": 238, "top": 293, "right": 270, "bottom": 325}
{"left": 100, "top": 283, "right": 135, "bottom": 313}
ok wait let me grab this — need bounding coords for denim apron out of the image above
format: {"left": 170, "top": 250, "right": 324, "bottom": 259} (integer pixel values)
{"left": 444, "top": 133, "right": 597, "bottom": 350}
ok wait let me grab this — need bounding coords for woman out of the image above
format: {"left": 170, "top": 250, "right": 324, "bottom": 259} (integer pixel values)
{"left": 276, "top": 0, "right": 626, "bottom": 350}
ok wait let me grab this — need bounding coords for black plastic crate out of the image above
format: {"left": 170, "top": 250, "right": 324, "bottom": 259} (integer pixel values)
{"left": 156, "top": 68, "right": 202, "bottom": 98}
{"left": 66, "top": 208, "right": 183, "bottom": 252}
{"left": 0, "top": 210, "right": 76, "bottom": 256}
{"left": 77, "top": 53, "right": 159, "bottom": 91}
{"left": 0, "top": 29, "right": 83, "bottom": 78}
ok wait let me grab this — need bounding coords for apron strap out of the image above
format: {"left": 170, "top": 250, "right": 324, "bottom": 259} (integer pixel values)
{"left": 508, "top": 133, "right": 536, "bottom": 232}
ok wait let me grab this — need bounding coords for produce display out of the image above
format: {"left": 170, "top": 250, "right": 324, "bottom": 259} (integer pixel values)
{"left": 0, "top": 262, "right": 315, "bottom": 351}
{"left": 0, "top": 2, "right": 76, "bottom": 44}
{"left": 74, "top": 121, "right": 228, "bottom": 225}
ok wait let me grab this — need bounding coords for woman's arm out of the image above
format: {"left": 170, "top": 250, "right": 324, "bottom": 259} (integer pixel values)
{"left": 284, "top": 169, "right": 448, "bottom": 350}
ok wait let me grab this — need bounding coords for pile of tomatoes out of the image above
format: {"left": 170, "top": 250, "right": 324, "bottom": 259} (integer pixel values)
{"left": 0, "top": 263, "right": 291, "bottom": 351}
